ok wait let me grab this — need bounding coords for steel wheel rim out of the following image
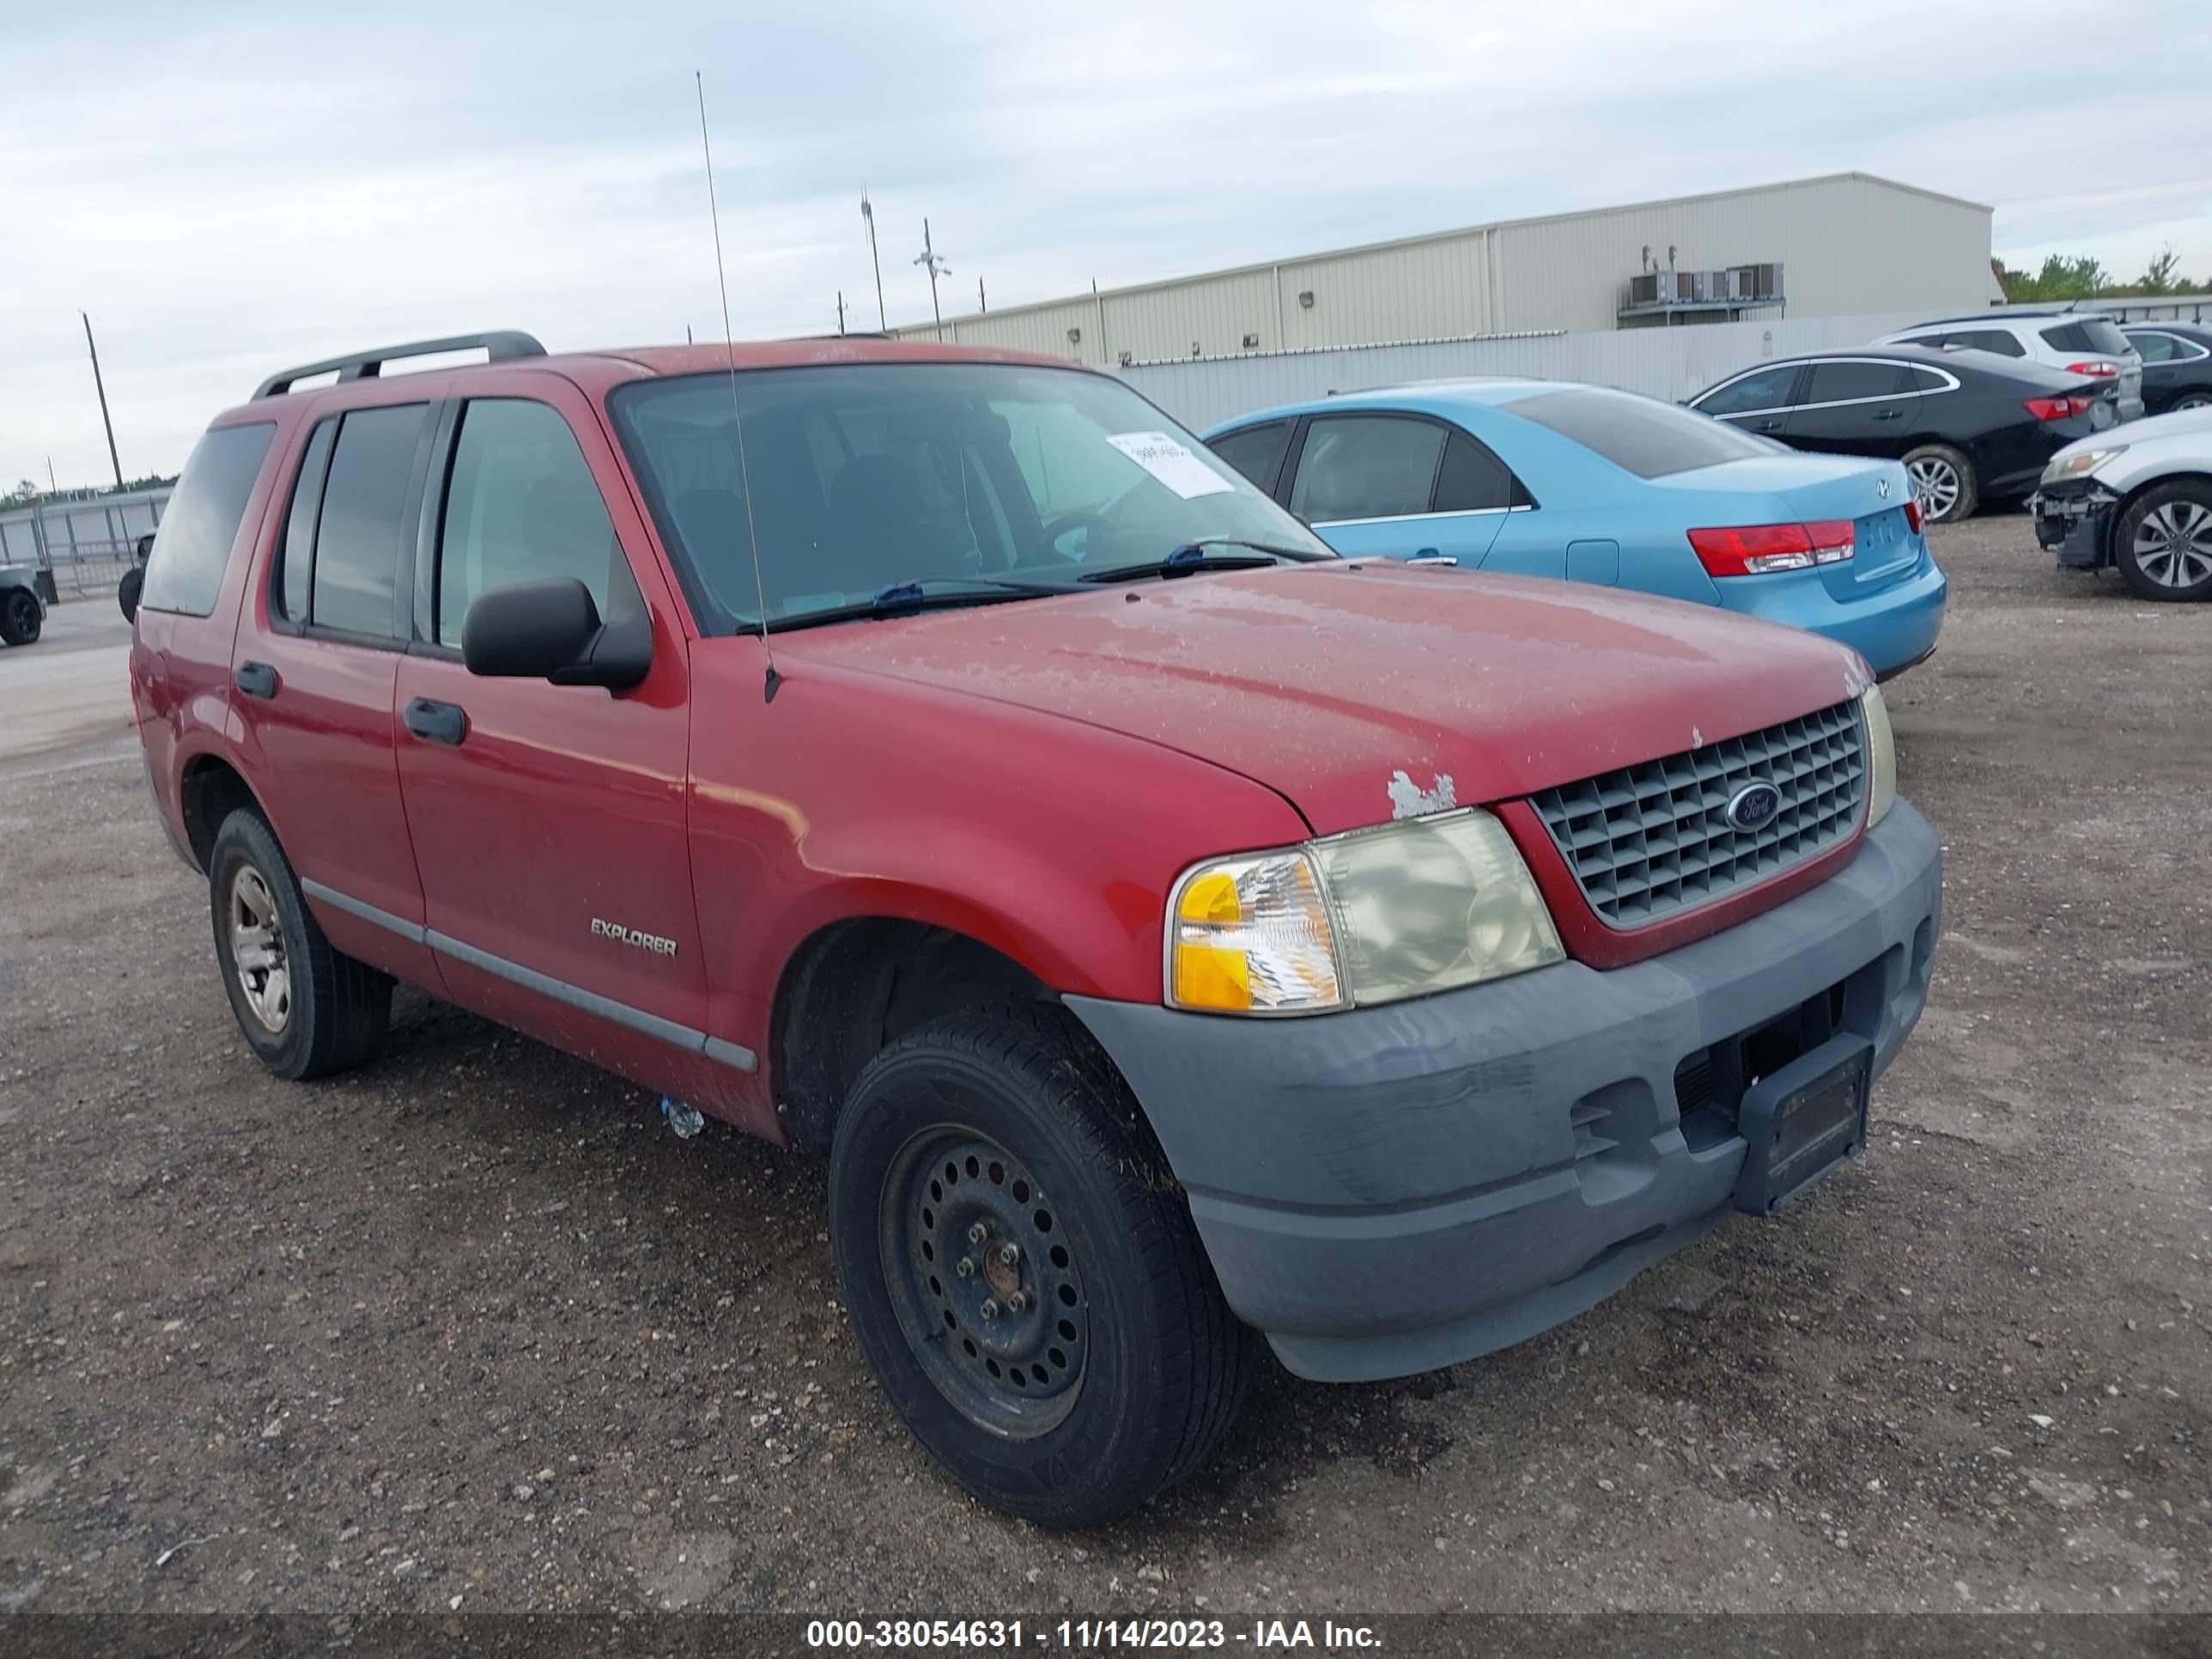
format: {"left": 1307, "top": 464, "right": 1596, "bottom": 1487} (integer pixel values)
{"left": 228, "top": 866, "right": 291, "bottom": 1032}
{"left": 2133, "top": 499, "right": 2212, "bottom": 589}
{"left": 1908, "top": 458, "right": 1960, "bottom": 520}
{"left": 878, "top": 1129, "right": 1088, "bottom": 1439}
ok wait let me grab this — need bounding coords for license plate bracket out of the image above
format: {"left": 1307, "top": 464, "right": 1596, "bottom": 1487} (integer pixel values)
{"left": 1733, "top": 1036, "right": 1873, "bottom": 1216}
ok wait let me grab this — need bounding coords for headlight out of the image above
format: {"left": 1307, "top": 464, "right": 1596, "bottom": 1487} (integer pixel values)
{"left": 2040, "top": 446, "right": 2126, "bottom": 486}
{"left": 1860, "top": 684, "right": 1896, "bottom": 826}
{"left": 1167, "top": 809, "right": 1563, "bottom": 1016}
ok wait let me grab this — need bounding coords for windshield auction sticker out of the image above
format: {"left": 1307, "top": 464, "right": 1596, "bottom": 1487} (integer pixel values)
{"left": 1106, "top": 431, "right": 1237, "bottom": 498}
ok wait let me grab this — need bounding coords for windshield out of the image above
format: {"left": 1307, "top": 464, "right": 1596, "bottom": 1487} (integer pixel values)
{"left": 609, "top": 362, "right": 1333, "bottom": 632}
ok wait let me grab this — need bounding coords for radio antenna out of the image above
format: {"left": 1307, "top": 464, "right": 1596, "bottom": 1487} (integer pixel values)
{"left": 695, "top": 70, "right": 780, "bottom": 703}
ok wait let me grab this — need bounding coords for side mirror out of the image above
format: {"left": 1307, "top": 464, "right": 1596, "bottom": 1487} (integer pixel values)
{"left": 460, "top": 579, "right": 651, "bottom": 690}
{"left": 117, "top": 566, "right": 144, "bottom": 624}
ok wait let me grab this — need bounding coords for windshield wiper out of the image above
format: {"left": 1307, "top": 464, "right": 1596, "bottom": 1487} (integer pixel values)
{"left": 1076, "top": 540, "right": 1312, "bottom": 584}
{"left": 760, "top": 575, "right": 1073, "bottom": 634}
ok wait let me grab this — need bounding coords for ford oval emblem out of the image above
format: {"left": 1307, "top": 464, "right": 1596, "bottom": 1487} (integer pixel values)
{"left": 1725, "top": 781, "right": 1784, "bottom": 833}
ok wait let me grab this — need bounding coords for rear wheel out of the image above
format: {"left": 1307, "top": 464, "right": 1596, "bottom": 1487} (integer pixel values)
{"left": 2115, "top": 482, "right": 2212, "bottom": 601}
{"left": 1, "top": 587, "right": 40, "bottom": 647}
{"left": 1903, "top": 444, "right": 1978, "bottom": 524}
{"left": 829, "top": 1007, "right": 1252, "bottom": 1528}
{"left": 116, "top": 566, "right": 145, "bottom": 623}
{"left": 2172, "top": 394, "right": 2210, "bottom": 413}
{"left": 208, "top": 810, "right": 392, "bottom": 1079}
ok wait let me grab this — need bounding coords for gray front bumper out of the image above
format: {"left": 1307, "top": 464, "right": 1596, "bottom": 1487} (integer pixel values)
{"left": 1066, "top": 804, "right": 1942, "bottom": 1382}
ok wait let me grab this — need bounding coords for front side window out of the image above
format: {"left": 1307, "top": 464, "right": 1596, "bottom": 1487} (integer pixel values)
{"left": 609, "top": 363, "right": 1330, "bottom": 632}
{"left": 1207, "top": 422, "right": 1292, "bottom": 492}
{"left": 1695, "top": 364, "right": 1801, "bottom": 415}
{"left": 436, "top": 399, "right": 637, "bottom": 644}
{"left": 138, "top": 422, "right": 276, "bottom": 617}
{"left": 1510, "top": 387, "right": 1775, "bottom": 478}
{"left": 1804, "top": 362, "right": 1909, "bottom": 404}
{"left": 1288, "top": 416, "right": 1447, "bottom": 522}
{"left": 311, "top": 404, "right": 428, "bottom": 639}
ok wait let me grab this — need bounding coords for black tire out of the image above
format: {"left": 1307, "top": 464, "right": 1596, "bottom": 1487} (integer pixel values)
{"left": 207, "top": 809, "right": 392, "bottom": 1080}
{"left": 117, "top": 566, "right": 144, "bottom": 623}
{"left": 2172, "top": 394, "right": 2210, "bottom": 414}
{"left": 2114, "top": 481, "right": 2212, "bottom": 602}
{"left": 1, "top": 586, "right": 41, "bottom": 647}
{"left": 1903, "top": 442, "right": 1978, "bottom": 524}
{"left": 829, "top": 1006, "right": 1253, "bottom": 1528}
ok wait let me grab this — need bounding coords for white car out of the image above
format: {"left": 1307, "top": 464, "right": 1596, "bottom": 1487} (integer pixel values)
{"left": 1881, "top": 308, "right": 2144, "bottom": 422}
{"left": 2031, "top": 404, "right": 2212, "bottom": 599}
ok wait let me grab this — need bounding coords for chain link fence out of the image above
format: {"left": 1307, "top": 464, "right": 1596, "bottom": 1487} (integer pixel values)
{"left": 0, "top": 486, "right": 172, "bottom": 602}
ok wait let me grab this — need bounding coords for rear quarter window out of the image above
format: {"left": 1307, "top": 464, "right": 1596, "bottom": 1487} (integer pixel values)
{"left": 138, "top": 422, "right": 277, "bottom": 617}
{"left": 1507, "top": 388, "right": 1774, "bottom": 478}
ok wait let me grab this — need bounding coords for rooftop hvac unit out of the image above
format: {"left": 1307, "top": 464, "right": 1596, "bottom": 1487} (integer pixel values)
{"left": 1630, "top": 272, "right": 1661, "bottom": 306}
{"left": 1728, "top": 263, "right": 1784, "bottom": 299}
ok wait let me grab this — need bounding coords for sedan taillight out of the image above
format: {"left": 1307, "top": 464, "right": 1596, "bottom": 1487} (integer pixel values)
{"left": 2065, "top": 360, "right": 2119, "bottom": 379}
{"left": 1904, "top": 498, "right": 1923, "bottom": 534}
{"left": 2025, "top": 394, "right": 2099, "bottom": 422}
{"left": 1687, "top": 520, "right": 1856, "bottom": 576}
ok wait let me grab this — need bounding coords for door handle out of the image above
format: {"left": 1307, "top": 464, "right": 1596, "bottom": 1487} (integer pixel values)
{"left": 1872, "top": 408, "right": 1905, "bottom": 421}
{"left": 403, "top": 697, "right": 469, "bottom": 746}
{"left": 234, "top": 661, "right": 279, "bottom": 699}
{"left": 1756, "top": 419, "right": 1784, "bottom": 432}
{"left": 1407, "top": 549, "right": 1458, "bottom": 567}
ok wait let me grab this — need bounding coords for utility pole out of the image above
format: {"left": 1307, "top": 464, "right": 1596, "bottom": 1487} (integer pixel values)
{"left": 836, "top": 290, "right": 847, "bottom": 336}
{"left": 82, "top": 311, "right": 124, "bottom": 490}
{"left": 978, "top": 276, "right": 987, "bottom": 314}
{"left": 860, "top": 190, "right": 886, "bottom": 331}
{"left": 915, "top": 219, "right": 951, "bottom": 340}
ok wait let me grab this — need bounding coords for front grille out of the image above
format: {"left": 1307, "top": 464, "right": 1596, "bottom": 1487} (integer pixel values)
{"left": 1532, "top": 702, "right": 1867, "bottom": 927}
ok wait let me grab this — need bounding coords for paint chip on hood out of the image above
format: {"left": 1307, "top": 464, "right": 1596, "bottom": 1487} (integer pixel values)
{"left": 1386, "top": 769, "right": 1456, "bottom": 820}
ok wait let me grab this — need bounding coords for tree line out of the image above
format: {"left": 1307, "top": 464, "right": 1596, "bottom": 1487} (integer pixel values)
{"left": 3, "top": 472, "right": 178, "bottom": 511}
{"left": 1998, "top": 246, "right": 2203, "bottom": 303}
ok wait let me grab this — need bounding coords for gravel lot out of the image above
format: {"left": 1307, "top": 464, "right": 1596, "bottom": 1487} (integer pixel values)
{"left": 1, "top": 514, "right": 2206, "bottom": 1620}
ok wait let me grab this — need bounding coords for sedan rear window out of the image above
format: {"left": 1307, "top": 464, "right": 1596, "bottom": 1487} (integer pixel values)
{"left": 138, "top": 422, "right": 276, "bottom": 617}
{"left": 1508, "top": 387, "right": 1774, "bottom": 478}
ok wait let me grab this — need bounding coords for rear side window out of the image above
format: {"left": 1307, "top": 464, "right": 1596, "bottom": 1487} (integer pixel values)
{"left": 138, "top": 422, "right": 276, "bottom": 617}
{"left": 1431, "top": 431, "right": 1522, "bottom": 512}
{"left": 1948, "top": 329, "right": 2025, "bottom": 357}
{"left": 1509, "top": 388, "right": 1772, "bottom": 478}
{"left": 1695, "top": 363, "right": 1800, "bottom": 415}
{"left": 311, "top": 404, "right": 429, "bottom": 639}
{"left": 276, "top": 418, "right": 337, "bottom": 623}
{"left": 436, "top": 399, "right": 637, "bottom": 644}
{"left": 1804, "top": 362, "right": 1909, "bottom": 403}
{"left": 1208, "top": 422, "right": 1292, "bottom": 493}
{"left": 1289, "top": 416, "right": 1446, "bottom": 521}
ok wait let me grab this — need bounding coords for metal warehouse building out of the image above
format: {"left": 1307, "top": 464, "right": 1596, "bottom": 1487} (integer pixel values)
{"left": 894, "top": 173, "right": 2001, "bottom": 368}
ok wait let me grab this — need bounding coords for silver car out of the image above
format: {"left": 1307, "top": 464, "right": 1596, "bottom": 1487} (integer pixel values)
{"left": 2031, "top": 405, "right": 2212, "bottom": 599}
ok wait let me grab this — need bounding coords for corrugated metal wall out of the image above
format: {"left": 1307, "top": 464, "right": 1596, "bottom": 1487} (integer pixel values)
{"left": 1115, "top": 309, "right": 1938, "bottom": 432}
{"left": 898, "top": 175, "right": 1996, "bottom": 365}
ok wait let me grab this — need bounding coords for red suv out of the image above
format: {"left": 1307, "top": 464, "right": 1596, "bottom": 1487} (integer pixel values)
{"left": 131, "top": 331, "right": 1942, "bottom": 1526}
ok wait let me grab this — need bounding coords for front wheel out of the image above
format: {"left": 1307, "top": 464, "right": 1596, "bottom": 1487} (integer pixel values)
{"left": 1903, "top": 444, "right": 1978, "bottom": 524}
{"left": 2116, "top": 482, "right": 2212, "bottom": 601}
{"left": 829, "top": 1008, "right": 1252, "bottom": 1528}
{"left": 1, "top": 587, "right": 41, "bottom": 647}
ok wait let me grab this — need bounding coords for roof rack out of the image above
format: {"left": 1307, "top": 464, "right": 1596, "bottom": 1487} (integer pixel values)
{"left": 252, "top": 331, "right": 547, "bottom": 399}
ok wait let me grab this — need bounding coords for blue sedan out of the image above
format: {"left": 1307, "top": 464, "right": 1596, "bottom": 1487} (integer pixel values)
{"left": 1202, "top": 380, "right": 1947, "bottom": 678}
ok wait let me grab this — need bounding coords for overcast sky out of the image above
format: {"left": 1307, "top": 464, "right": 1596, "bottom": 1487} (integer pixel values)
{"left": 8, "top": 0, "right": 2209, "bottom": 489}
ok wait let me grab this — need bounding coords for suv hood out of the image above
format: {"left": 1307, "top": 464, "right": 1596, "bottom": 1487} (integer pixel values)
{"left": 775, "top": 562, "right": 1871, "bottom": 836}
